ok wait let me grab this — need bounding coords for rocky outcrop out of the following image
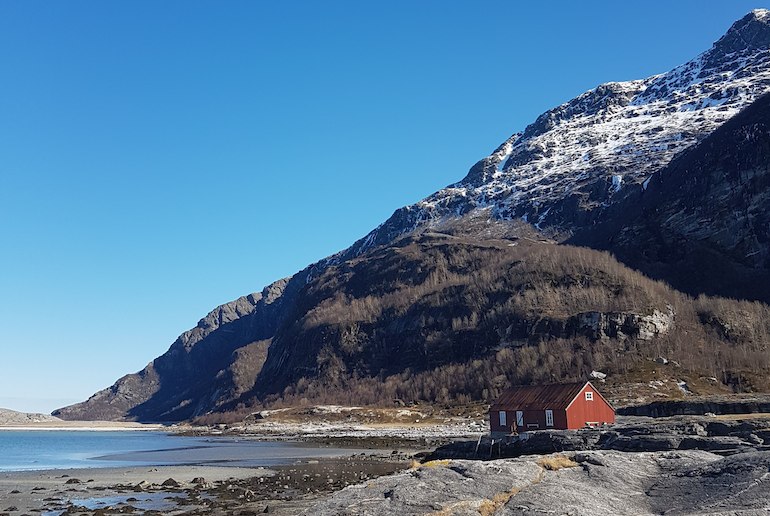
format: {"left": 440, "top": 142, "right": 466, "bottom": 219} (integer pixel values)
{"left": 619, "top": 396, "right": 770, "bottom": 418}
{"left": 523, "top": 306, "right": 675, "bottom": 342}
{"left": 306, "top": 456, "right": 545, "bottom": 516}
{"left": 428, "top": 416, "right": 770, "bottom": 460}
{"left": 570, "top": 307, "right": 674, "bottom": 341}
{"left": 308, "top": 450, "right": 770, "bottom": 515}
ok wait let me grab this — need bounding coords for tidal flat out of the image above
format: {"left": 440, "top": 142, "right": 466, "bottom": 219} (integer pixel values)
{"left": 0, "top": 428, "right": 417, "bottom": 515}
{"left": 0, "top": 458, "right": 409, "bottom": 515}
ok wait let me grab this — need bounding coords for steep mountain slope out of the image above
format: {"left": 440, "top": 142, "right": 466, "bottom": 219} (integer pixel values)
{"left": 56, "top": 227, "right": 770, "bottom": 420}
{"left": 572, "top": 92, "right": 770, "bottom": 302}
{"left": 55, "top": 277, "right": 307, "bottom": 421}
{"left": 54, "top": 10, "right": 770, "bottom": 421}
{"left": 245, "top": 232, "right": 766, "bottom": 409}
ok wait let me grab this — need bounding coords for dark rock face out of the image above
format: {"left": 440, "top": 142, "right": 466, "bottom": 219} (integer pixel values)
{"left": 619, "top": 396, "right": 770, "bottom": 418}
{"left": 573, "top": 92, "right": 770, "bottom": 301}
{"left": 707, "top": 9, "right": 770, "bottom": 63}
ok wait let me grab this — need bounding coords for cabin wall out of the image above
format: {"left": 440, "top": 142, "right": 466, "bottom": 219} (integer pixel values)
{"left": 566, "top": 384, "right": 616, "bottom": 429}
{"left": 489, "top": 408, "right": 568, "bottom": 432}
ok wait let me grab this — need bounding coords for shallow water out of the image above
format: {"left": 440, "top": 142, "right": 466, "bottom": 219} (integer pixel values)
{"left": 41, "top": 492, "right": 190, "bottom": 516}
{"left": 0, "top": 430, "right": 361, "bottom": 471}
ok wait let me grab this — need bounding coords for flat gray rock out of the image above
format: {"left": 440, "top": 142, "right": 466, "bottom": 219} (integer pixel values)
{"left": 305, "top": 459, "right": 542, "bottom": 516}
{"left": 308, "top": 451, "right": 770, "bottom": 515}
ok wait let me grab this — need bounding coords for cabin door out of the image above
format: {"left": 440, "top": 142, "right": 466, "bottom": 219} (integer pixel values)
{"left": 516, "top": 411, "right": 524, "bottom": 427}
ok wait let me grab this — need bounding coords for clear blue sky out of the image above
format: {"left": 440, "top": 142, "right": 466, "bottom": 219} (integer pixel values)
{"left": 0, "top": 1, "right": 763, "bottom": 414}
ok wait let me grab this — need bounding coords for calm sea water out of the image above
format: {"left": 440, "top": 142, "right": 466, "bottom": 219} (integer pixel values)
{"left": 0, "top": 431, "right": 357, "bottom": 472}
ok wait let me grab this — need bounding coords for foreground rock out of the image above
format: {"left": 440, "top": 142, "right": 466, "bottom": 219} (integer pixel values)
{"left": 309, "top": 450, "right": 770, "bottom": 515}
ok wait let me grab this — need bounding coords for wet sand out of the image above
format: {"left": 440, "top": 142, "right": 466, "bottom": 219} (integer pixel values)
{"left": 93, "top": 438, "right": 389, "bottom": 467}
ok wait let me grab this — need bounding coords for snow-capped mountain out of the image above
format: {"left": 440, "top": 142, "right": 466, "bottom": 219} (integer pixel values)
{"left": 54, "top": 10, "right": 770, "bottom": 422}
{"left": 348, "top": 9, "right": 770, "bottom": 254}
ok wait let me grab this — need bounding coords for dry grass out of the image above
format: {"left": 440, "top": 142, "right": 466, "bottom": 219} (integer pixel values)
{"left": 412, "top": 459, "right": 451, "bottom": 470}
{"left": 231, "top": 232, "right": 770, "bottom": 413}
{"left": 478, "top": 488, "right": 521, "bottom": 516}
{"left": 537, "top": 454, "right": 578, "bottom": 471}
{"left": 250, "top": 405, "right": 440, "bottom": 425}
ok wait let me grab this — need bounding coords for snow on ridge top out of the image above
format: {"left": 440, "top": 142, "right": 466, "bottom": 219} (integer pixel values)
{"left": 405, "top": 13, "right": 770, "bottom": 230}
{"left": 709, "top": 9, "right": 770, "bottom": 60}
{"left": 341, "top": 11, "right": 770, "bottom": 258}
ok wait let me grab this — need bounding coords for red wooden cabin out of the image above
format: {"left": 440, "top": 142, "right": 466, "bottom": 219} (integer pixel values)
{"left": 489, "top": 381, "right": 615, "bottom": 434}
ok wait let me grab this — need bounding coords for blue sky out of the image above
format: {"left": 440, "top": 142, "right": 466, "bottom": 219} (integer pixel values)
{"left": 0, "top": 1, "right": 764, "bottom": 414}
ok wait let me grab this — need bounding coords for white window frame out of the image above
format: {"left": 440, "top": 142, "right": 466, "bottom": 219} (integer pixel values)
{"left": 516, "top": 410, "right": 524, "bottom": 427}
{"left": 585, "top": 391, "right": 594, "bottom": 401}
{"left": 545, "top": 409, "right": 554, "bottom": 427}
{"left": 499, "top": 410, "right": 507, "bottom": 428}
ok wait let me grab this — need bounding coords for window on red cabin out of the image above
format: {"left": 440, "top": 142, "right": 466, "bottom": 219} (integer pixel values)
{"left": 585, "top": 391, "right": 594, "bottom": 401}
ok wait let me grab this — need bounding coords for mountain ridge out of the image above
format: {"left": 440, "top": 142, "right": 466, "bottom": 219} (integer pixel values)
{"left": 54, "top": 10, "right": 770, "bottom": 421}
{"left": 342, "top": 8, "right": 770, "bottom": 258}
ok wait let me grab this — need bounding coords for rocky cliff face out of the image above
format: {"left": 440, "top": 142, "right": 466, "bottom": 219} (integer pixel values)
{"left": 571, "top": 308, "right": 674, "bottom": 341}
{"left": 572, "top": 91, "right": 770, "bottom": 301}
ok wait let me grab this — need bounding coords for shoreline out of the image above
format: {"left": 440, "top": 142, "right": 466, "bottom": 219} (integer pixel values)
{"left": 0, "top": 410, "right": 477, "bottom": 513}
{"left": 0, "top": 448, "right": 413, "bottom": 515}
